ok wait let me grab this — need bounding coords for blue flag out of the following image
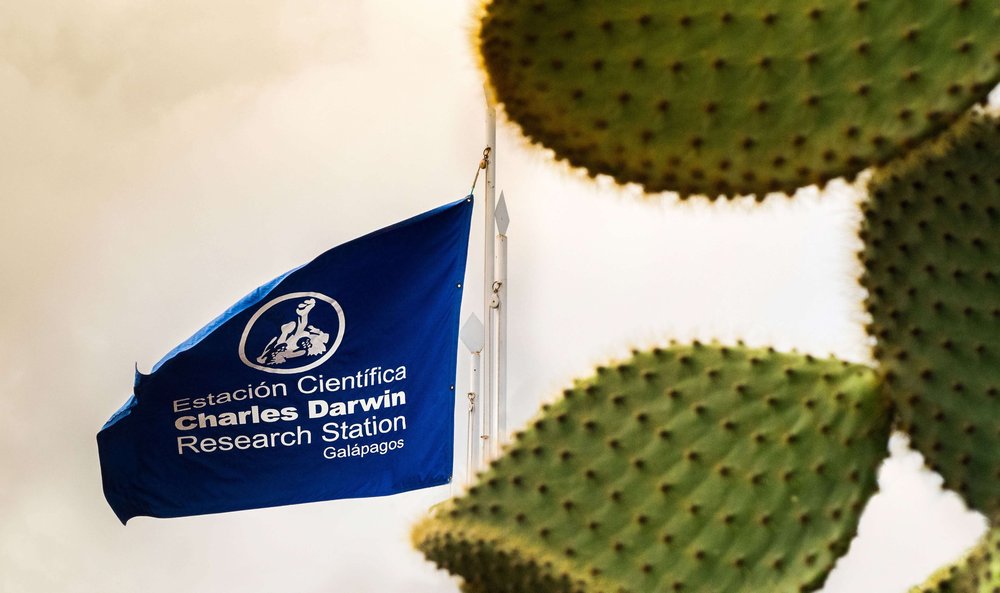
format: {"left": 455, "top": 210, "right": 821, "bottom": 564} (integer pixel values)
{"left": 98, "top": 197, "right": 474, "bottom": 523}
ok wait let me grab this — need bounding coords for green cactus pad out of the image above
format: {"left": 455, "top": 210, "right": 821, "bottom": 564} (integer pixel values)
{"left": 414, "top": 344, "right": 891, "bottom": 593}
{"left": 910, "top": 528, "right": 999, "bottom": 593}
{"left": 478, "top": 0, "right": 1000, "bottom": 198}
{"left": 860, "top": 109, "right": 1000, "bottom": 519}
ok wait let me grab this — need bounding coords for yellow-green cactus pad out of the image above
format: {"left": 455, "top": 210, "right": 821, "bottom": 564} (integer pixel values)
{"left": 414, "top": 344, "right": 891, "bottom": 593}
{"left": 479, "top": 0, "right": 1000, "bottom": 198}
{"left": 861, "top": 109, "right": 1000, "bottom": 519}
{"left": 910, "top": 528, "right": 999, "bottom": 593}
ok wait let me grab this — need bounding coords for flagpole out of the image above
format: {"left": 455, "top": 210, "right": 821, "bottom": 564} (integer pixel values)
{"left": 459, "top": 314, "right": 485, "bottom": 485}
{"left": 494, "top": 193, "right": 509, "bottom": 452}
{"left": 482, "top": 89, "right": 497, "bottom": 463}
{"left": 466, "top": 349, "right": 481, "bottom": 485}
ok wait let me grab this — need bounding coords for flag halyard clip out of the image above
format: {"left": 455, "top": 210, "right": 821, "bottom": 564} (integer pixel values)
{"left": 490, "top": 280, "right": 502, "bottom": 309}
{"left": 470, "top": 146, "right": 492, "bottom": 196}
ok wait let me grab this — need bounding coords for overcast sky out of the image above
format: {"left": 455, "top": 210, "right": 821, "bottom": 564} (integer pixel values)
{"left": 0, "top": 1, "right": 994, "bottom": 592}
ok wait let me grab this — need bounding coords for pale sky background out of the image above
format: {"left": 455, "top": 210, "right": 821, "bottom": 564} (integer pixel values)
{"left": 0, "top": 1, "right": 996, "bottom": 592}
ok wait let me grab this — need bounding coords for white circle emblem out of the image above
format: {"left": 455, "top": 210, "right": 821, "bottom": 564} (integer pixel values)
{"left": 238, "top": 291, "right": 345, "bottom": 374}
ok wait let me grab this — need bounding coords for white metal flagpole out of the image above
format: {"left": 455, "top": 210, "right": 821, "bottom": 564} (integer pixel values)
{"left": 494, "top": 192, "right": 509, "bottom": 451}
{"left": 482, "top": 90, "right": 497, "bottom": 464}
{"left": 459, "top": 314, "right": 485, "bottom": 486}
{"left": 467, "top": 349, "right": 480, "bottom": 484}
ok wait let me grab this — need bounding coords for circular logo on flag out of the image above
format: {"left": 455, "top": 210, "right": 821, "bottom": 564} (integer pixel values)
{"left": 239, "top": 292, "right": 345, "bottom": 374}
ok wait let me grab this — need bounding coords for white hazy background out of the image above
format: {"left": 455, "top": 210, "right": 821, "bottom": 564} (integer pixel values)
{"left": 1, "top": 1, "right": 995, "bottom": 591}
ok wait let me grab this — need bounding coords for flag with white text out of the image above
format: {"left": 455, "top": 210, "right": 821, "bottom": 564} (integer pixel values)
{"left": 98, "top": 197, "right": 473, "bottom": 523}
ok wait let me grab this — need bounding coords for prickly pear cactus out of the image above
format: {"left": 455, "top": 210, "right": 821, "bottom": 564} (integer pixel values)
{"left": 414, "top": 344, "right": 891, "bottom": 593}
{"left": 478, "top": 0, "right": 1000, "bottom": 197}
{"left": 860, "top": 109, "right": 1000, "bottom": 519}
{"left": 910, "top": 527, "right": 999, "bottom": 593}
